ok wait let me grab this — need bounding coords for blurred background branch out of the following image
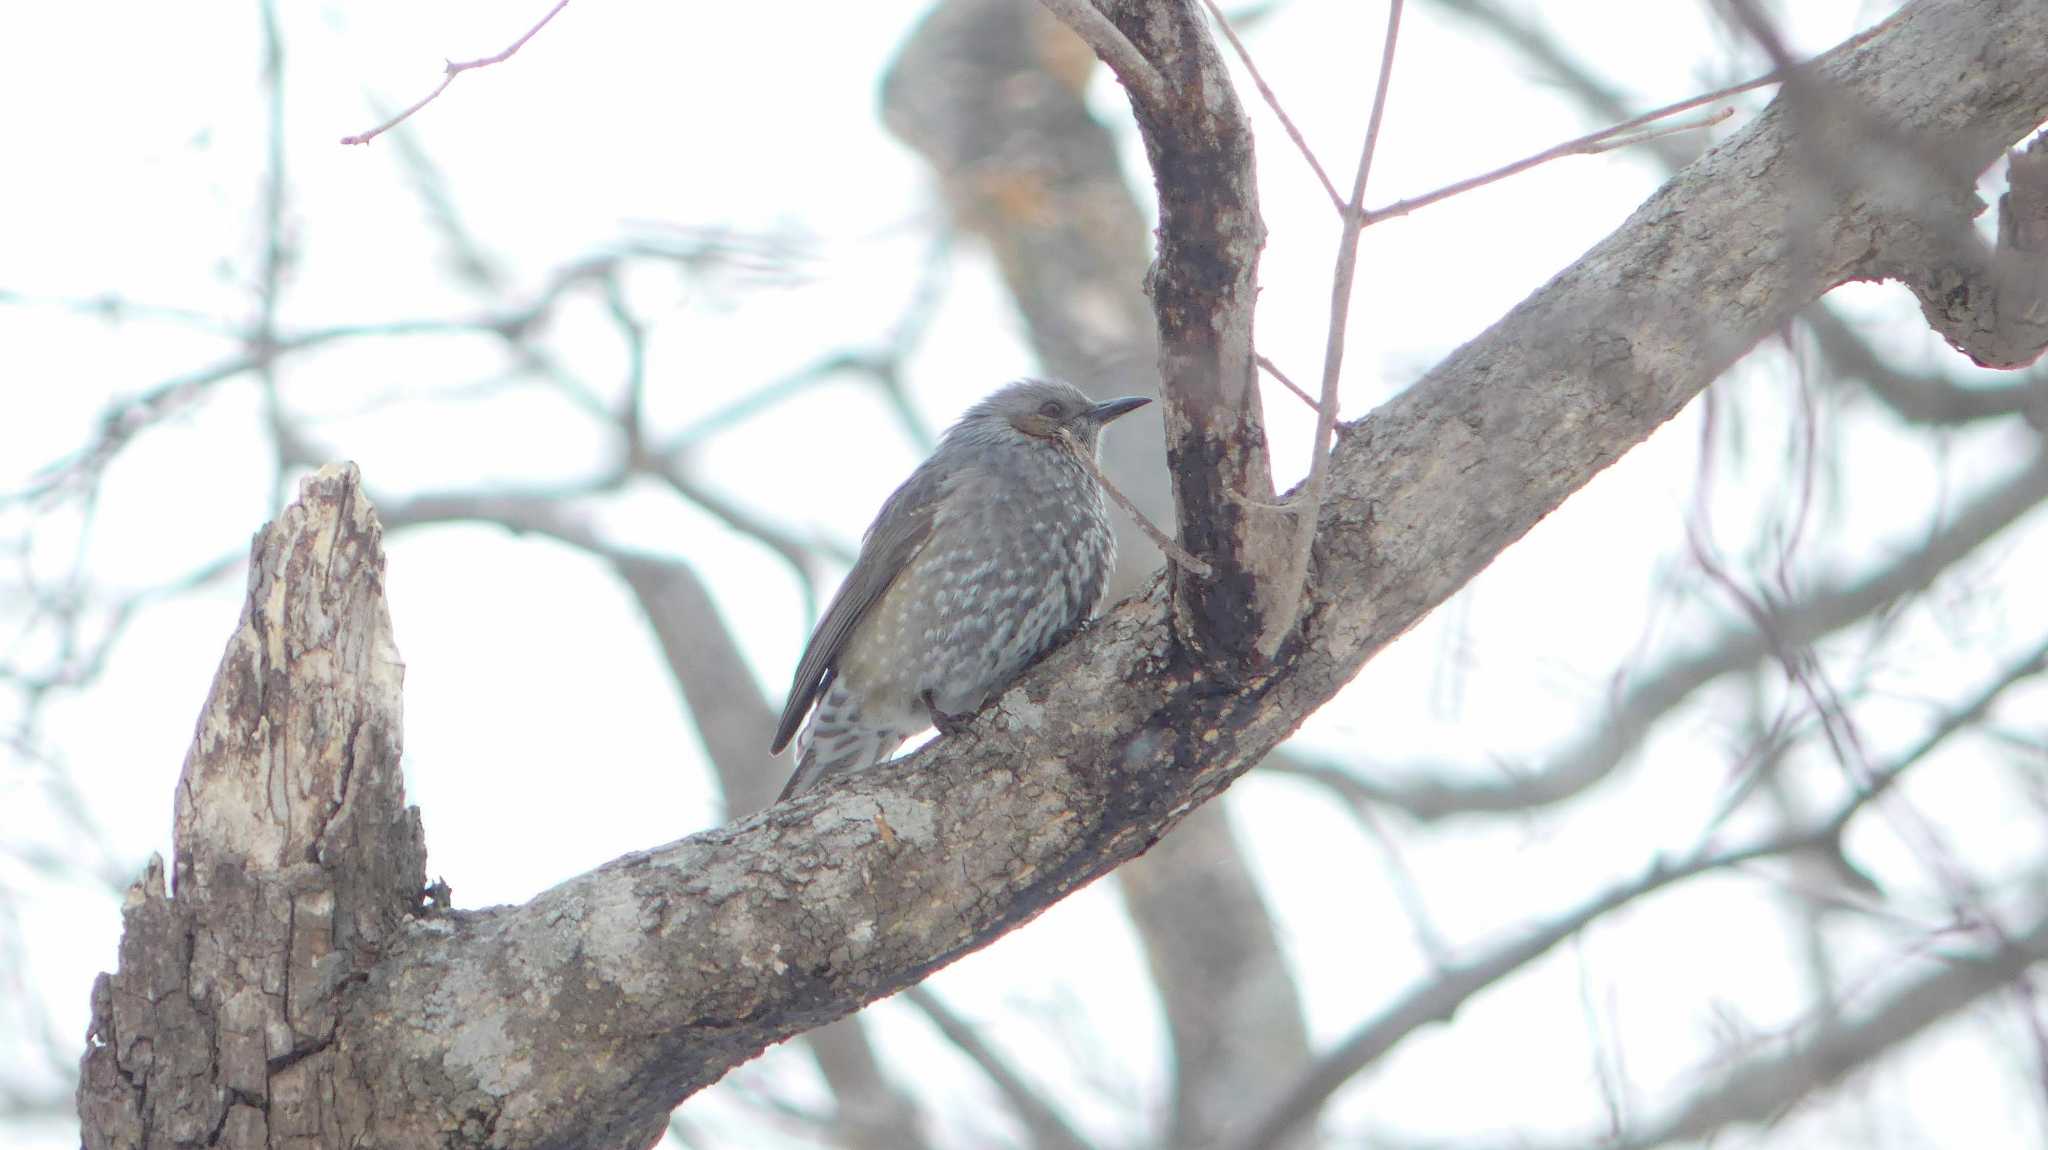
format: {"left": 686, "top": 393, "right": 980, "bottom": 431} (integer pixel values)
{"left": 6, "top": 1, "right": 2048, "bottom": 1147}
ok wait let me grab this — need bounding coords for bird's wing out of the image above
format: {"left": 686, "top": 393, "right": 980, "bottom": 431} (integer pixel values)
{"left": 770, "top": 461, "right": 953, "bottom": 753}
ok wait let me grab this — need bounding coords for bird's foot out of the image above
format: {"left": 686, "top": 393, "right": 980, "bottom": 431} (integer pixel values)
{"left": 921, "top": 690, "right": 976, "bottom": 739}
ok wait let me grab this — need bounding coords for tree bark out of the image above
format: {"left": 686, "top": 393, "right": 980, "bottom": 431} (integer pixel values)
{"left": 81, "top": 465, "right": 427, "bottom": 1148}
{"left": 78, "top": 1, "right": 2048, "bottom": 1146}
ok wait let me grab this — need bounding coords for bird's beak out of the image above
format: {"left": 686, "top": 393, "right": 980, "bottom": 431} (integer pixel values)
{"left": 1088, "top": 396, "right": 1151, "bottom": 424}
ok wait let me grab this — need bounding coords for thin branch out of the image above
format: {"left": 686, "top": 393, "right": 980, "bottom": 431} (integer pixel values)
{"left": 1806, "top": 303, "right": 2048, "bottom": 427}
{"left": 643, "top": 461, "right": 838, "bottom": 619}
{"left": 1431, "top": 0, "right": 1692, "bottom": 165}
{"left": 9, "top": 233, "right": 801, "bottom": 509}
{"left": 340, "top": 0, "right": 571, "bottom": 146}
{"left": 1822, "top": 633, "right": 2048, "bottom": 835}
{"left": 1360, "top": 93, "right": 1751, "bottom": 226}
{"left": 1287, "top": 453, "right": 2048, "bottom": 820}
{"left": 1199, "top": 0, "right": 1346, "bottom": 213}
{"left": 1062, "top": 430, "right": 1213, "bottom": 578}
{"left": 1035, "top": 0, "right": 1169, "bottom": 109}
{"left": 1247, "top": 637, "right": 2048, "bottom": 1150}
{"left": 1349, "top": 789, "right": 1453, "bottom": 967}
{"left": 1589, "top": 912, "right": 2048, "bottom": 1150}
{"left": 1232, "top": 835, "right": 1804, "bottom": 1150}
{"left": 256, "top": 0, "right": 291, "bottom": 513}
{"left": 903, "top": 986, "right": 1096, "bottom": 1150}
{"left": 600, "top": 273, "right": 649, "bottom": 459}
{"left": 1266, "top": 0, "right": 1403, "bottom": 652}
{"left": 1584, "top": 107, "right": 1736, "bottom": 154}
{"left": 1356, "top": 10, "right": 1905, "bottom": 228}
{"left": 1255, "top": 352, "right": 1321, "bottom": 413}
{"left": 656, "top": 239, "right": 942, "bottom": 452}
{"left": 0, "top": 290, "right": 239, "bottom": 335}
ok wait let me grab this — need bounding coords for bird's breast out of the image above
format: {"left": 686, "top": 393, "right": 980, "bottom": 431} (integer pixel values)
{"left": 837, "top": 452, "right": 1116, "bottom": 720}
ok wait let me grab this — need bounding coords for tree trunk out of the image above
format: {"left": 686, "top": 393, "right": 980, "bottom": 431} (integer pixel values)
{"left": 80, "top": 466, "right": 431, "bottom": 1148}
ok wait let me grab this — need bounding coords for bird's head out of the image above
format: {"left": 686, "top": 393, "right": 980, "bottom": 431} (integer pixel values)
{"left": 965, "top": 378, "right": 1151, "bottom": 456}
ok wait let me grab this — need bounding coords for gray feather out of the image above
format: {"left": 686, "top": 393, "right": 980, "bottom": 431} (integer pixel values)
{"left": 769, "top": 462, "right": 950, "bottom": 753}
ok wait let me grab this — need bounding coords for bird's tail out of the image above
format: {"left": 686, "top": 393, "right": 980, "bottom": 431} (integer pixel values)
{"left": 779, "top": 681, "right": 905, "bottom": 801}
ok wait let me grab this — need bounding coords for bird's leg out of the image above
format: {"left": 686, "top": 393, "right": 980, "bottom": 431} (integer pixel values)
{"left": 921, "top": 689, "right": 976, "bottom": 738}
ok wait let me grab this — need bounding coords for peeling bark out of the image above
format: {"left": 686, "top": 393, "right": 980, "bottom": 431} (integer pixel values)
{"left": 80, "top": 463, "right": 426, "bottom": 1149}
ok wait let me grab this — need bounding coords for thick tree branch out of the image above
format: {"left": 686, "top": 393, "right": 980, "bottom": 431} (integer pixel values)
{"left": 1046, "top": 0, "right": 1291, "bottom": 668}
{"left": 1806, "top": 301, "right": 2048, "bottom": 427}
{"left": 615, "top": 551, "right": 933, "bottom": 1150}
{"left": 1037, "top": 0, "right": 1167, "bottom": 105}
{"left": 379, "top": 491, "right": 933, "bottom": 1147}
{"left": 86, "top": 3, "right": 2048, "bottom": 1146}
{"left": 335, "top": 4, "right": 2047, "bottom": 1138}
{"left": 1893, "top": 132, "right": 2048, "bottom": 369}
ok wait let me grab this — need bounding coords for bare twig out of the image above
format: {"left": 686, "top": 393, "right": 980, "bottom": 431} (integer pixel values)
{"left": 903, "top": 986, "right": 1096, "bottom": 1150}
{"left": 1199, "top": 0, "right": 1346, "bottom": 213}
{"left": 1360, "top": 89, "right": 1755, "bottom": 226}
{"left": 1230, "top": 834, "right": 1798, "bottom": 1150}
{"left": 1281, "top": 453, "right": 2048, "bottom": 820}
{"left": 658, "top": 229, "right": 944, "bottom": 455}
{"left": 340, "top": 0, "right": 571, "bottom": 146}
{"left": 1348, "top": 792, "right": 1452, "bottom": 967}
{"left": 1355, "top": 10, "right": 1905, "bottom": 229}
{"left": 10, "top": 232, "right": 802, "bottom": 510}
{"left": 1581, "top": 914, "right": 2048, "bottom": 1150}
{"left": 1266, "top": 0, "right": 1403, "bottom": 653}
{"left": 1234, "top": 637, "right": 2048, "bottom": 1150}
{"left": 1584, "top": 107, "right": 1736, "bottom": 154}
{"left": 1432, "top": 0, "right": 1691, "bottom": 163}
{"left": 1063, "top": 430, "right": 1212, "bottom": 578}
{"left": 1255, "top": 352, "right": 1321, "bottom": 413}
{"left": 1825, "top": 634, "right": 2048, "bottom": 830}
{"left": 0, "top": 290, "right": 238, "bottom": 335}
{"left": 644, "top": 461, "right": 838, "bottom": 617}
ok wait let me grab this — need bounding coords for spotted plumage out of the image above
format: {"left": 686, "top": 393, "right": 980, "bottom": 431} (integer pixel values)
{"left": 771, "top": 378, "right": 1148, "bottom": 800}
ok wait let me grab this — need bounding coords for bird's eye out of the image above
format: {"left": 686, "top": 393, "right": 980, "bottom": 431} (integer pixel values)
{"left": 1038, "top": 401, "right": 1064, "bottom": 419}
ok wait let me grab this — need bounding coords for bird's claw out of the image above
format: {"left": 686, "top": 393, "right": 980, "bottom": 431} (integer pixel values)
{"left": 922, "top": 690, "right": 975, "bottom": 739}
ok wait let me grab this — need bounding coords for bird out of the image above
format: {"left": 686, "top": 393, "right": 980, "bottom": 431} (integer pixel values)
{"left": 770, "top": 378, "right": 1151, "bottom": 801}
